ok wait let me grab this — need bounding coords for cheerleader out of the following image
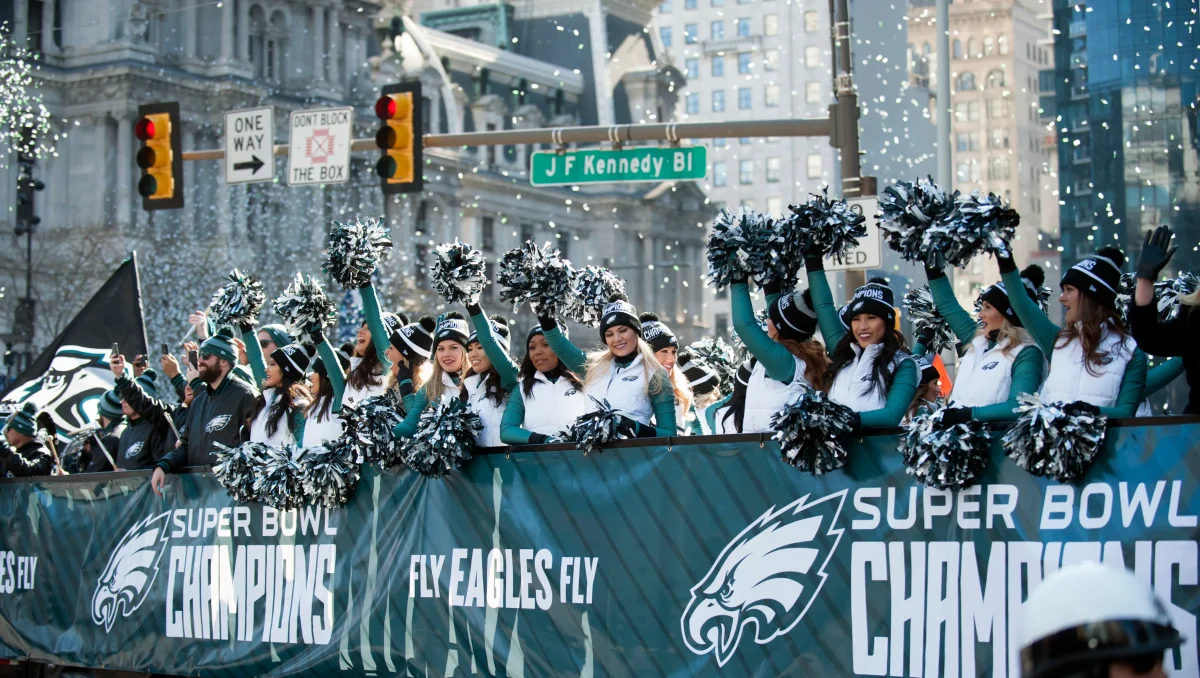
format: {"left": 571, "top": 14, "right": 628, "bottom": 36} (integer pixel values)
{"left": 346, "top": 279, "right": 407, "bottom": 404}
{"left": 706, "top": 359, "right": 753, "bottom": 435}
{"left": 996, "top": 246, "right": 1146, "bottom": 416}
{"left": 247, "top": 344, "right": 312, "bottom": 446}
{"left": 807, "top": 258, "right": 918, "bottom": 428}
{"left": 302, "top": 334, "right": 351, "bottom": 448}
{"left": 920, "top": 263, "right": 1046, "bottom": 425}
{"left": 391, "top": 314, "right": 470, "bottom": 438}
{"left": 540, "top": 295, "right": 677, "bottom": 436}
{"left": 677, "top": 351, "right": 721, "bottom": 434}
{"left": 730, "top": 279, "right": 831, "bottom": 433}
{"left": 463, "top": 303, "right": 519, "bottom": 447}
{"left": 1131, "top": 224, "right": 1198, "bottom": 413}
{"left": 906, "top": 355, "right": 942, "bottom": 422}
{"left": 640, "top": 313, "right": 695, "bottom": 433}
{"left": 500, "top": 321, "right": 592, "bottom": 444}
{"left": 384, "top": 316, "right": 436, "bottom": 395}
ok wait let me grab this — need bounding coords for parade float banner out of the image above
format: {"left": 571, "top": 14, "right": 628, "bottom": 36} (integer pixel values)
{"left": 0, "top": 423, "right": 1198, "bottom": 677}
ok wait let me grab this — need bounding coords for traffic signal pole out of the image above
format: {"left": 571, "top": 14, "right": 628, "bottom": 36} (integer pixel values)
{"left": 832, "top": 0, "right": 873, "bottom": 298}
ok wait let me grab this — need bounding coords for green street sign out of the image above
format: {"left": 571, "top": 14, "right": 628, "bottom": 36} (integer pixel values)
{"left": 530, "top": 146, "right": 707, "bottom": 186}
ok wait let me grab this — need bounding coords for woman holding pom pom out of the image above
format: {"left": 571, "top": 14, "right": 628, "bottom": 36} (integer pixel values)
{"left": 461, "top": 305, "right": 519, "bottom": 447}
{"left": 248, "top": 344, "right": 313, "bottom": 446}
{"left": 639, "top": 313, "right": 696, "bottom": 433}
{"left": 707, "top": 359, "right": 753, "bottom": 434}
{"left": 391, "top": 314, "right": 471, "bottom": 438}
{"left": 538, "top": 295, "right": 677, "bottom": 437}
{"left": 385, "top": 316, "right": 436, "bottom": 396}
{"left": 345, "top": 309, "right": 406, "bottom": 405}
{"left": 919, "top": 263, "right": 1047, "bottom": 424}
{"left": 996, "top": 244, "right": 1146, "bottom": 415}
{"left": 302, "top": 335, "right": 351, "bottom": 448}
{"left": 500, "top": 322, "right": 592, "bottom": 444}
{"left": 678, "top": 351, "right": 722, "bottom": 434}
{"left": 807, "top": 257, "right": 918, "bottom": 428}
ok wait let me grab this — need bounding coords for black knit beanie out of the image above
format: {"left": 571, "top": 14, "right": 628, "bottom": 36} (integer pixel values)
{"left": 640, "top": 312, "right": 678, "bottom": 353}
{"left": 1060, "top": 247, "right": 1125, "bottom": 310}
{"left": 768, "top": 289, "right": 819, "bottom": 342}
{"left": 979, "top": 265, "right": 1045, "bottom": 328}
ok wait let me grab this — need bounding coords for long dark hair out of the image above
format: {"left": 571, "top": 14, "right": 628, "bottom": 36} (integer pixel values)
{"left": 826, "top": 327, "right": 909, "bottom": 397}
{"left": 348, "top": 342, "right": 384, "bottom": 391}
{"left": 308, "top": 370, "right": 337, "bottom": 423}
{"left": 252, "top": 378, "right": 312, "bottom": 437}
{"left": 720, "top": 379, "right": 749, "bottom": 433}
{"left": 1056, "top": 293, "right": 1128, "bottom": 376}
{"left": 520, "top": 353, "right": 583, "bottom": 397}
{"left": 461, "top": 351, "right": 509, "bottom": 407}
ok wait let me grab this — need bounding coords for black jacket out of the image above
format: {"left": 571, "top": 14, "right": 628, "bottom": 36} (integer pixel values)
{"left": 1129, "top": 301, "right": 1199, "bottom": 414}
{"left": 1, "top": 439, "right": 52, "bottom": 477}
{"left": 157, "top": 370, "right": 256, "bottom": 471}
{"left": 84, "top": 422, "right": 124, "bottom": 472}
{"left": 111, "top": 376, "right": 177, "bottom": 470}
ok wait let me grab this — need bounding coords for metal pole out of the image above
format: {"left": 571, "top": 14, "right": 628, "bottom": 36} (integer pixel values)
{"left": 24, "top": 229, "right": 31, "bottom": 300}
{"left": 833, "top": 0, "right": 866, "bottom": 298}
{"left": 936, "top": 0, "right": 952, "bottom": 189}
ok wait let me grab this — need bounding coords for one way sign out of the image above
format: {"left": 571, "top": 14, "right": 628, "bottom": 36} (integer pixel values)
{"left": 224, "top": 107, "right": 275, "bottom": 184}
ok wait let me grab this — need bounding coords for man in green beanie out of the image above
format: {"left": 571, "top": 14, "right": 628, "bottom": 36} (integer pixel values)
{"left": 1, "top": 402, "right": 52, "bottom": 477}
{"left": 83, "top": 388, "right": 126, "bottom": 472}
{"left": 153, "top": 327, "right": 257, "bottom": 494}
{"left": 105, "top": 357, "right": 177, "bottom": 470}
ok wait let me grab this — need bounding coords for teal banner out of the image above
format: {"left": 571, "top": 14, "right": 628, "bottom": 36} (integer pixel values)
{"left": 1, "top": 424, "right": 1198, "bottom": 677}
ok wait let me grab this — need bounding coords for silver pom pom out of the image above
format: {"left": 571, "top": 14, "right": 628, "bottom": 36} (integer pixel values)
{"left": 496, "top": 241, "right": 577, "bottom": 316}
{"left": 251, "top": 443, "right": 308, "bottom": 511}
{"left": 430, "top": 240, "right": 489, "bottom": 306}
{"left": 324, "top": 216, "right": 393, "bottom": 289}
{"left": 402, "top": 398, "right": 483, "bottom": 477}
{"left": 299, "top": 440, "right": 361, "bottom": 508}
{"left": 273, "top": 273, "right": 338, "bottom": 336}
{"left": 904, "top": 285, "right": 954, "bottom": 354}
{"left": 1002, "top": 394, "right": 1108, "bottom": 482}
{"left": 770, "top": 390, "right": 857, "bottom": 474}
{"left": 1155, "top": 271, "right": 1199, "bottom": 322}
{"left": 924, "top": 192, "right": 1019, "bottom": 269}
{"left": 900, "top": 403, "right": 990, "bottom": 489}
{"left": 209, "top": 269, "right": 266, "bottom": 328}
{"left": 339, "top": 391, "right": 406, "bottom": 467}
{"left": 566, "top": 397, "right": 627, "bottom": 454}
{"left": 566, "top": 266, "right": 628, "bottom": 326}
{"left": 213, "top": 441, "right": 263, "bottom": 504}
{"left": 686, "top": 336, "right": 739, "bottom": 398}
{"left": 786, "top": 188, "right": 868, "bottom": 268}
{"left": 705, "top": 209, "right": 774, "bottom": 289}
{"left": 877, "top": 178, "right": 959, "bottom": 264}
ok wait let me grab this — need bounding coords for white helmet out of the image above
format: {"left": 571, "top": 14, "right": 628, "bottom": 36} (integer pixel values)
{"left": 1020, "top": 562, "right": 1182, "bottom": 678}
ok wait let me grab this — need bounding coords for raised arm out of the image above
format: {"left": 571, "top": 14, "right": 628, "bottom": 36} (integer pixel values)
{"left": 359, "top": 283, "right": 393, "bottom": 369}
{"left": 116, "top": 376, "right": 169, "bottom": 426}
{"left": 926, "top": 268, "right": 982, "bottom": 346}
{"left": 730, "top": 283, "right": 796, "bottom": 383}
{"left": 314, "top": 336, "right": 347, "bottom": 412}
{"left": 1100, "top": 348, "right": 1147, "bottom": 419}
{"left": 858, "top": 359, "right": 918, "bottom": 429}
{"left": 240, "top": 325, "right": 268, "bottom": 389}
{"left": 467, "top": 303, "right": 519, "bottom": 388}
{"left": 391, "top": 387, "right": 429, "bottom": 439}
{"left": 805, "top": 260, "right": 846, "bottom": 351}
{"left": 0, "top": 443, "right": 51, "bottom": 477}
{"left": 998, "top": 256, "right": 1060, "bottom": 354}
{"left": 540, "top": 317, "right": 588, "bottom": 376}
{"left": 970, "top": 345, "right": 1046, "bottom": 423}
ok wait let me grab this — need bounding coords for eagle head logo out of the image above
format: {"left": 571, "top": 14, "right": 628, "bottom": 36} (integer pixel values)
{"left": 205, "top": 414, "right": 232, "bottom": 433}
{"left": 681, "top": 490, "right": 846, "bottom": 666}
{"left": 91, "top": 511, "right": 171, "bottom": 632}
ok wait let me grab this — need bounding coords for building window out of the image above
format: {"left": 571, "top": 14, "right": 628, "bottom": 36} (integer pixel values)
{"left": 520, "top": 223, "right": 534, "bottom": 244}
{"left": 955, "top": 132, "right": 980, "bottom": 152}
{"left": 998, "top": 35, "right": 1009, "bottom": 55}
{"left": 764, "top": 14, "right": 778, "bottom": 36}
{"left": 804, "top": 10, "right": 819, "bottom": 32}
{"left": 805, "top": 46, "right": 820, "bottom": 67}
{"left": 956, "top": 71, "right": 976, "bottom": 91}
{"left": 764, "top": 48, "right": 778, "bottom": 72}
{"left": 988, "top": 157, "right": 1010, "bottom": 180}
{"left": 685, "top": 0, "right": 697, "bottom": 8}
{"left": 712, "top": 90, "right": 726, "bottom": 112}
{"left": 766, "top": 197, "right": 784, "bottom": 215}
{"left": 684, "top": 23, "right": 699, "bottom": 43}
{"left": 739, "top": 199, "right": 754, "bottom": 210}
{"left": 766, "top": 157, "right": 781, "bottom": 182}
{"left": 989, "top": 129, "right": 1009, "bottom": 149}
{"left": 736, "top": 18, "right": 750, "bottom": 38}
{"left": 659, "top": 0, "right": 672, "bottom": 12}
{"left": 713, "top": 137, "right": 727, "bottom": 148}
{"left": 987, "top": 97, "right": 1010, "bottom": 119}
{"left": 712, "top": 55, "right": 725, "bottom": 76}
{"left": 967, "top": 37, "right": 979, "bottom": 58}
{"left": 713, "top": 161, "right": 727, "bottom": 187}
{"left": 986, "top": 69, "right": 1006, "bottom": 88}
{"left": 739, "top": 137, "right": 752, "bottom": 145}
{"left": 954, "top": 101, "right": 981, "bottom": 121}
{"left": 956, "top": 159, "right": 980, "bottom": 183}
{"left": 660, "top": 26, "right": 672, "bottom": 47}
{"left": 684, "top": 58, "right": 699, "bottom": 79}
{"left": 805, "top": 81, "right": 822, "bottom": 103}
{"left": 738, "top": 52, "right": 752, "bottom": 74}
{"left": 806, "top": 154, "right": 822, "bottom": 179}
{"left": 984, "top": 36, "right": 995, "bottom": 56}
{"left": 710, "top": 20, "right": 724, "bottom": 40}
{"left": 765, "top": 84, "right": 780, "bottom": 107}
{"left": 481, "top": 216, "right": 495, "bottom": 252}
{"left": 685, "top": 93, "right": 699, "bottom": 114}
{"left": 712, "top": 0, "right": 724, "bottom": 5}
{"left": 739, "top": 159, "right": 753, "bottom": 184}
{"left": 738, "top": 87, "right": 752, "bottom": 109}
{"left": 953, "top": 39, "right": 962, "bottom": 59}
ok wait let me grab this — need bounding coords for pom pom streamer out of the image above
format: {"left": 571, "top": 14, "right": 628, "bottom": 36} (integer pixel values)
{"left": 770, "top": 390, "right": 857, "bottom": 475}
{"left": 402, "top": 399, "right": 483, "bottom": 477}
{"left": 567, "top": 398, "right": 626, "bottom": 455}
{"left": 339, "top": 391, "right": 406, "bottom": 467}
{"left": 904, "top": 285, "right": 954, "bottom": 354}
{"left": 209, "top": 269, "right": 266, "bottom": 328}
{"left": 786, "top": 189, "right": 868, "bottom": 268}
{"left": 496, "top": 241, "right": 576, "bottom": 316}
{"left": 251, "top": 443, "right": 308, "bottom": 511}
{"left": 273, "top": 273, "right": 338, "bottom": 336}
{"left": 686, "top": 336, "right": 739, "bottom": 397}
{"left": 1002, "top": 394, "right": 1108, "bottom": 482}
{"left": 705, "top": 209, "right": 774, "bottom": 289}
{"left": 213, "top": 441, "right": 263, "bottom": 504}
{"left": 324, "top": 216, "right": 393, "bottom": 289}
{"left": 299, "top": 440, "right": 361, "bottom": 508}
{"left": 430, "top": 240, "right": 489, "bottom": 306}
{"left": 899, "top": 403, "right": 990, "bottom": 489}
{"left": 877, "top": 178, "right": 959, "bottom": 264}
{"left": 567, "top": 266, "right": 627, "bottom": 326}
{"left": 920, "top": 192, "right": 1019, "bottom": 269}
{"left": 1154, "top": 271, "right": 1199, "bottom": 322}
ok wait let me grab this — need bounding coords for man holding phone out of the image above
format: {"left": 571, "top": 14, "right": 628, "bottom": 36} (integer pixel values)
{"left": 108, "top": 354, "right": 175, "bottom": 470}
{"left": 152, "top": 327, "right": 256, "bottom": 495}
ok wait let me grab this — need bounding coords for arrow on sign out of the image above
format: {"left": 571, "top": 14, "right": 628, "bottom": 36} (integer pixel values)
{"left": 233, "top": 156, "right": 265, "bottom": 174}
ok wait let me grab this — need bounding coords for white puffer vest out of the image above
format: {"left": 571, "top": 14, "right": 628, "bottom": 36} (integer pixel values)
{"left": 584, "top": 354, "right": 656, "bottom": 426}
{"left": 301, "top": 404, "right": 344, "bottom": 448}
{"left": 523, "top": 372, "right": 592, "bottom": 436}
{"left": 250, "top": 388, "right": 306, "bottom": 447}
{"left": 463, "top": 372, "right": 508, "bottom": 448}
{"left": 828, "top": 344, "right": 905, "bottom": 411}
{"left": 342, "top": 357, "right": 388, "bottom": 405}
{"left": 1040, "top": 323, "right": 1136, "bottom": 408}
{"left": 742, "top": 357, "right": 810, "bottom": 433}
{"left": 950, "top": 335, "right": 1039, "bottom": 408}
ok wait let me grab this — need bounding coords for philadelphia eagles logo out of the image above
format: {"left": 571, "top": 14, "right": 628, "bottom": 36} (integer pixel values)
{"left": 206, "top": 414, "right": 232, "bottom": 433}
{"left": 681, "top": 490, "right": 846, "bottom": 666}
{"left": 124, "top": 441, "right": 144, "bottom": 459}
{"left": 92, "top": 512, "right": 171, "bottom": 632}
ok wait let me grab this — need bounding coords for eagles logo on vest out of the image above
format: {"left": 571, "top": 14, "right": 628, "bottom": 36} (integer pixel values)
{"left": 622, "top": 375, "right": 639, "bottom": 382}
{"left": 205, "top": 414, "right": 232, "bottom": 433}
{"left": 565, "top": 389, "right": 578, "bottom": 396}
{"left": 124, "top": 441, "right": 144, "bottom": 459}
{"left": 983, "top": 361, "right": 999, "bottom": 371}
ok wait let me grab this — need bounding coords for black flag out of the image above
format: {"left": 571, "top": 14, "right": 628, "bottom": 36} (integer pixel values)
{"left": 1, "top": 254, "right": 148, "bottom": 439}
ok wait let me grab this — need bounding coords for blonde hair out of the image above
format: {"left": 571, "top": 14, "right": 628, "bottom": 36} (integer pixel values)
{"left": 387, "top": 358, "right": 434, "bottom": 394}
{"left": 1182, "top": 289, "right": 1200, "bottom": 307}
{"left": 669, "top": 365, "right": 695, "bottom": 422}
{"left": 583, "top": 338, "right": 668, "bottom": 398}
{"left": 424, "top": 355, "right": 466, "bottom": 403}
{"left": 693, "top": 387, "right": 723, "bottom": 413}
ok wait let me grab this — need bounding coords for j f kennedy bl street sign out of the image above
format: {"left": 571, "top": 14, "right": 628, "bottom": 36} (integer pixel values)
{"left": 530, "top": 146, "right": 707, "bottom": 186}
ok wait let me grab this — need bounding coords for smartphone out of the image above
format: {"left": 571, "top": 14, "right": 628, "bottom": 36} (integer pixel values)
{"left": 134, "top": 355, "right": 148, "bottom": 368}
{"left": 111, "top": 343, "right": 119, "bottom": 359}
{"left": 161, "top": 343, "right": 169, "bottom": 356}
{"left": 188, "top": 349, "right": 199, "bottom": 369}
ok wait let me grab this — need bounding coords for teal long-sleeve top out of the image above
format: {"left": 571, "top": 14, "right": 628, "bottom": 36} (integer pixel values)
{"left": 542, "top": 323, "right": 677, "bottom": 436}
{"left": 1145, "top": 356, "right": 1185, "bottom": 397}
{"left": 500, "top": 384, "right": 556, "bottom": 445}
{"left": 1000, "top": 265, "right": 1146, "bottom": 417}
{"left": 315, "top": 339, "right": 347, "bottom": 413}
{"left": 360, "top": 283, "right": 393, "bottom": 371}
{"left": 807, "top": 267, "right": 919, "bottom": 428}
{"left": 731, "top": 283, "right": 798, "bottom": 383}
{"left": 704, "top": 393, "right": 732, "bottom": 434}
{"left": 241, "top": 326, "right": 268, "bottom": 390}
{"left": 468, "top": 305, "right": 519, "bottom": 390}
{"left": 926, "top": 273, "right": 1046, "bottom": 423}
{"left": 391, "top": 375, "right": 461, "bottom": 439}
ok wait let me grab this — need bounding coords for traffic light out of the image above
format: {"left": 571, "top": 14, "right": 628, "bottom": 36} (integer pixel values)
{"left": 14, "top": 160, "right": 44, "bottom": 237}
{"left": 374, "top": 82, "right": 423, "bottom": 194}
{"left": 134, "top": 101, "right": 184, "bottom": 210}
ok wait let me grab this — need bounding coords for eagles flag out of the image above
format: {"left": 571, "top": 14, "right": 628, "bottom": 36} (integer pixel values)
{"left": 0, "top": 254, "right": 148, "bottom": 440}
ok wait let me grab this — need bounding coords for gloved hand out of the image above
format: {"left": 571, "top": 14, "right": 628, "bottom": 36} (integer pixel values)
{"left": 914, "top": 326, "right": 937, "bottom": 349}
{"left": 616, "top": 415, "right": 654, "bottom": 439}
{"left": 938, "top": 406, "right": 973, "bottom": 428}
{"left": 847, "top": 411, "right": 863, "bottom": 433}
{"left": 538, "top": 314, "right": 558, "bottom": 331}
{"left": 1136, "top": 225, "right": 1177, "bottom": 281}
{"left": 394, "top": 360, "right": 413, "bottom": 385}
{"left": 309, "top": 329, "right": 326, "bottom": 346}
{"left": 924, "top": 263, "right": 946, "bottom": 281}
{"left": 1067, "top": 401, "right": 1102, "bottom": 417}
{"left": 528, "top": 433, "right": 564, "bottom": 445}
{"left": 467, "top": 302, "right": 484, "bottom": 318}
{"left": 763, "top": 280, "right": 783, "bottom": 296}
